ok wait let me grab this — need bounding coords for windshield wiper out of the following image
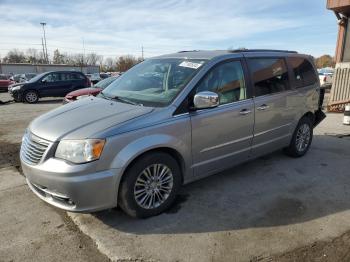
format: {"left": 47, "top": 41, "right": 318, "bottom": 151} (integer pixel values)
{"left": 99, "top": 92, "right": 142, "bottom": 106}
{"left": 111, "top": 96, "right": 142, "bottom": 106}
{"left": 99, "top": 92, "right": 111, "bottom": 100}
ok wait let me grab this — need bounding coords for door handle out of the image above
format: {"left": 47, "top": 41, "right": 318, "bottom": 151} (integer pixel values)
{"left": 239, "top": 109, "right": 252, "bottom": 115}
{"left": 257, "top": 104, "right": 270, "bottom": 111}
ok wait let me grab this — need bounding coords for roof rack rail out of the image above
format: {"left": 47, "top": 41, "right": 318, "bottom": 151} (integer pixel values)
{"left": 177, "top": 50, "right": 200, "bottom": 53}
{"left": 229, "top": 49, "right": 298, "bottom": 54}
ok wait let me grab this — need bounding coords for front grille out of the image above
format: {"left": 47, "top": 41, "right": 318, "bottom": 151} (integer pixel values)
{"left": 20, "top": 132, "right": 50, "bottom": 165}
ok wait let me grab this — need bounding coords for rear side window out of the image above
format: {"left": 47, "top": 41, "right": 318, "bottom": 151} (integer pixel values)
{"left": 60, "top": 73, "right": 84, "bottom": 80}
{"left": 288, "top": 57, "right": 318, "bottom": 88}
{"left": 248, "top": 58, "right": 290, "bottom": 97}
{"left": 71, "top": 73, "right": 85, "bottom": 80}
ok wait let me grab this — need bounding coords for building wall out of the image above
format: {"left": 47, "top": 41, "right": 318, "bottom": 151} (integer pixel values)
{"left": 0, "top": 64, "right": 99, "bottom": 75}
{"left": 343, "top": 20, "right": 350, "bottom": 62}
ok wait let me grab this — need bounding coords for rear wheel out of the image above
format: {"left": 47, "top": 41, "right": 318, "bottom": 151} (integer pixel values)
{"left": 24, "top": 90, "right": 39, "bottom": 103}
{"left": 118, "top": 152, "right": 181, "bottom": 218}
{"left": 284, "top": 116, "right": 313, "bottom": 157}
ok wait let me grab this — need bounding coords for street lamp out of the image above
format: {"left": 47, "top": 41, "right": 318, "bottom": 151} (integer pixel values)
{"left": 40, "top": 22, "right": 49, "bottom": 63}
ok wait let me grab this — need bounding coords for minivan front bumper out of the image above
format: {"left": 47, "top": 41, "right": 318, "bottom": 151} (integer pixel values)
{"left": 22, "top": 158, "right": 122, "bottom": 212}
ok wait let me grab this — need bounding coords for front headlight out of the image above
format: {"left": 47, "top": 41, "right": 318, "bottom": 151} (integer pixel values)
{"left": 55, "top": 139, "right": 105, "bottom": 164}
{"left": 11, "top": 85, "right": 22, "bottom": 91}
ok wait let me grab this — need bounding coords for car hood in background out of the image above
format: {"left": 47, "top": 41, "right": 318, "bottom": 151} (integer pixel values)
{"left": 29, "top": 97, "right": 154, "bottom": 141}
{"left": 8, "top": 82, "right": 25, "bottom": 89}
{"left": 66, "top": 87, "right": 102, "bottom": 98}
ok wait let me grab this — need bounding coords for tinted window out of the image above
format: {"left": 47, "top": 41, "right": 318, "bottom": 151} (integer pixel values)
{"left": 289, "top": 57, "right": 317, "bottom": 88}
{"left": 196, "top": 60, "right": 246, "bottom": 105}
{"left": 72, "top": 73, "right": 85, "bottom": 80}
{"left": 42, "top": 73, "right": 60, "bottom": 82}
{"left": 248, "top": 58, "right": 289, "bottom": 97}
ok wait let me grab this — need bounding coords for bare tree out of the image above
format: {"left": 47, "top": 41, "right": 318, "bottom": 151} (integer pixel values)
{"left": 104, "top": 57, "right": 115, "bottom": 71}
{"left": 85, "top": 53, "right": 103, "bottom": 66}
{"left": 115, "top": 55, "right": 139, "bottom": 72}
{"left": 3, "top": 49, "right": 26, "bottom": 63}
{"left": 26, "top": 48, "right": 40, "bottom": 64}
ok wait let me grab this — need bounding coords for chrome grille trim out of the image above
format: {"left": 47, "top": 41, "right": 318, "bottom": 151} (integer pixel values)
{"left": 20, "top": 132, "right": 51, "bottom": 165}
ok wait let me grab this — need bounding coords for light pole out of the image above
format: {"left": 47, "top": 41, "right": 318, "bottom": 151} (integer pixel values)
{"left": 40, "top": 22, "right": 49, "bottom": 63}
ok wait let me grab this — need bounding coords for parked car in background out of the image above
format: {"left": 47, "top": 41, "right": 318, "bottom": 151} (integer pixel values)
{"left": 90, "top": 73, "right": 101, "bottom": 84}
{"left": 12, "top": 74, "right": 22, "bottom": 83}
{"left": 63, "top": 76, "right": 118, "bottom": 103}
{"left": 21, "top": 50, "right": 325, "bottom": 218}
{"left": 318, "top": 69, "right": 333, "bottom": 89}
{"left": 86, "top": 73, "right": 101, "bottom": 85}
{"left": 100, "top": 73, "right": 109, "bottom": 79}
{"left": 0, "top": 74, "right": 15, "bottom": 92}
{"left": 9, "top": 71, "right": 91, "bottom": 103}
{"left": 20, "top": 73, "right": 37, "bottom": 82}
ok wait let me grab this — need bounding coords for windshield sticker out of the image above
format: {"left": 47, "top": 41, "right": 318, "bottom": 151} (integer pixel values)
{"left": 179, "top": 61, "right": 203, "bottom": 69}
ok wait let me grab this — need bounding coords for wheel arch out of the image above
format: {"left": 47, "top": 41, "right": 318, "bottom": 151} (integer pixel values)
{"left": 120, "top": 147, "right": 186, "bottom": 185}
{"left": 301, "top": 111, "right": 315, "bottom": 125}
{"left": 109, "top": 133, "right": 190, "bottom": 187}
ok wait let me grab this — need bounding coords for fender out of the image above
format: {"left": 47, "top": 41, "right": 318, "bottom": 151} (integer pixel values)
{"left": 109, "top": 133, "right": 192, "bottom": 181}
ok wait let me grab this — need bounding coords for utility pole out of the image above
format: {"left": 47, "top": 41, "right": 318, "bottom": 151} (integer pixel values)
{"left": 82, "top": 38, "right": 86, "bottom": 66}
{"left": 41, "top": 38, "right": 46, "bottom": 63}
{"left": 141, "top": 45, "right": 144, "bottom": 60}
{"left": 40, "top": 22, "right": 49, "bottom": 64}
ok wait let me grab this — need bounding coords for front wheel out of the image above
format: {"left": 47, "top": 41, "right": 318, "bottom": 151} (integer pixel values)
{"left": 284, "top": 117, "right": 313, "bottom": 157}
{"left": 118, "top": 152, "right": 182, "bottom": 218}
{"left": 24, "top": 90, "right": 39, "bottom": 103}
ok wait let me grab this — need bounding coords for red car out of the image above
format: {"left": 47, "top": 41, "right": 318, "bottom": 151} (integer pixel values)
{"left": 63, "top": 76, "right": 118, "bottom": 103}
{"left": 0, "top": 74, "right": 14, "bottom": 92}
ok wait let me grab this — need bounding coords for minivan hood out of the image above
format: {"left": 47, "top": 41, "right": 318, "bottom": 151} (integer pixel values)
{"left": 29, "top": 97, "right": 154, "bottom": 141}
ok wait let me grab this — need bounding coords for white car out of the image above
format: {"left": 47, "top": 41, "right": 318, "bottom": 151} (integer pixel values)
{"left": 318, "top": 68, "right": 333, "bottom": 89}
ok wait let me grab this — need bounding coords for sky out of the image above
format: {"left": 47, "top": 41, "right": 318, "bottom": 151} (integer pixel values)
{"left": 0, "top": 0, "right": 338, "bottom": 60}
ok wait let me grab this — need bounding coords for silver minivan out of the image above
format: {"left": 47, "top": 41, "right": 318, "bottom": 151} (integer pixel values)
{"left": 21, "top": 50, "right": 325, "bottom": 218}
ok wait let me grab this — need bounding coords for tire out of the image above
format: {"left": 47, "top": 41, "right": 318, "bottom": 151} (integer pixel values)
{"left": 284, "top": 116, "right": 313, "bottom": 158}
{"left": 24, "top": 90, "right": 39, "bottom": 103}
{"left": 118, "top": 152, "right": 182, "bottom": 218}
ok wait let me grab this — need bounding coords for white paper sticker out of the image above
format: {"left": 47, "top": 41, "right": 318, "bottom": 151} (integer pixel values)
{"left": 179, "top": 61, "right": 203, "bottom": 69}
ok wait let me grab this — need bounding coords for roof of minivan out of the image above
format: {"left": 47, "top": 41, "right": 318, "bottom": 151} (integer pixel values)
{"left": 41, "top": 71, "right": 85, "bottom": 74}
{"left": 153, "top": 49, "right": 309, "bottom": 60}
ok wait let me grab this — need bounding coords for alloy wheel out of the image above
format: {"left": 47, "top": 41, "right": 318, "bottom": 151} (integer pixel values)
{"left": 25, "top": 92, "right": 38, "bottom": 103}
{"left": 134, "top": 164, "right": 174, "bottom": 209}
{"left": 295, "top": 123, "right": 311, "bottom": 152}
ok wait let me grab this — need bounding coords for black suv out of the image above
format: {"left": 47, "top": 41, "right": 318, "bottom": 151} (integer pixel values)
{"left": 9, "top": 71, "right": 91, "bottom": 103}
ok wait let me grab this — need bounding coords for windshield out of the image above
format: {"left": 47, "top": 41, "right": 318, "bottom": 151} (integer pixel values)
{"left": 100, "top": 58, "right": 206, "bottom": 107}
{"left": 28, "top": 72, "right": 47, "bottom": 83}
{"left": 95, "top": 76, "right": 118, "bottom": 89}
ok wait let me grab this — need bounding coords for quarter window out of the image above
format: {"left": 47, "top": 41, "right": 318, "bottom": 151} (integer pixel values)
{"left": 248, "top": 58, "right": 289, "bottom": 97}
{"left": 196, "top": 61, "right": 247, "bottom": 105}
{"left": 288, "top": 57, "right": 317, "bottom": 88}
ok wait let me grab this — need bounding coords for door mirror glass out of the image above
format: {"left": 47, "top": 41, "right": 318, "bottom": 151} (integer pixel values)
{"left": 193, "top": 91, "right": 219, "bottom": 109}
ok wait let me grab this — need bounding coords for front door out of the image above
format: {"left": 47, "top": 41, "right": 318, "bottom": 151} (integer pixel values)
{"left": 39, "top": 72, "right": 63, "bottom": 97}
{"left": 190, "top": 59, "right": 254, "bottom": 177}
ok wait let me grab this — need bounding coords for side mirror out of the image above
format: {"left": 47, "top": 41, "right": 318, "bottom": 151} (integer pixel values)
{"left": 41, "top": 79, "right": 47, "bottom": 83}
{"left": 193, "top": 91, "right": 219, "bottom": 110}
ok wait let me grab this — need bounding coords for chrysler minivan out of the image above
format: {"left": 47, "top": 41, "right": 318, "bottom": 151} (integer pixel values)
{"left": 21, "top": 50, "right": 325, "bottom": 218}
